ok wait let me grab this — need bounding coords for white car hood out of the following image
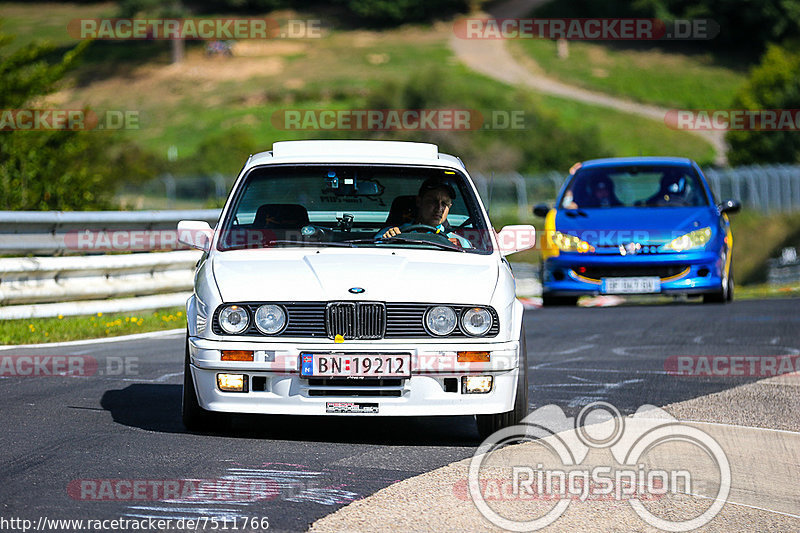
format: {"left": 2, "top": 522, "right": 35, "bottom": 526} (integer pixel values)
{"left": 212, "top": 248, "right": 499, "bottom": 304}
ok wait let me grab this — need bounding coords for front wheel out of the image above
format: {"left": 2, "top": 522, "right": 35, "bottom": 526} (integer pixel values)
{"left": 476, "top": 327, "right": 529, "bottom": 440}
{"left": 182, "top": 335, "right": 229, "bottom": 432}
{"left": 703, "top": 262, "right": 733, "bottom": 304}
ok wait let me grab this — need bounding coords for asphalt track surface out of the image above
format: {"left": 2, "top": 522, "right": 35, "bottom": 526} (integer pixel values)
{"left": 1, "top": 298, "right": 798, "bottom": 532}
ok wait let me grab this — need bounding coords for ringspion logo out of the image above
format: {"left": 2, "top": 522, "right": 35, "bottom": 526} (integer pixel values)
{"left": 468, "top": 402, "right": 730, "bottom": 531}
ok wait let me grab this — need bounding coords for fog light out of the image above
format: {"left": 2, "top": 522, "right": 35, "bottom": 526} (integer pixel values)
{"left": 221, "top": 350, "right": 254, "bottom": 361}
{"left": 697, "top": 267, "right": 710, "bottom": 277}
{"left": 217, "top": 373, "right": 248, "bottom": 392}
{"left": 462, "top": 375, "right": 493, "bottom": 394}
{"left": 457, "top": 351, "right": 490, "bottom": 362}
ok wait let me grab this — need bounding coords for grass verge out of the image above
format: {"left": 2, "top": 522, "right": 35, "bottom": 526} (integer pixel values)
{"left": 509, "top": 39, "right": 746, "bottom": 109}
{"left": 0, "top": 307, "right": 186, "bottom": 345}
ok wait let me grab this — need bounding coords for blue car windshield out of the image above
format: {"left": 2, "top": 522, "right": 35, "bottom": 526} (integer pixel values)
{"left": 561, "top": 166, "right": 709, "bottom": 209}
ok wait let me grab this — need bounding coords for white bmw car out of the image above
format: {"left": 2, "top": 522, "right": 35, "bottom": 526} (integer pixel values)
{"left": 178, "top": 140, "right": 535, "bottom": 438}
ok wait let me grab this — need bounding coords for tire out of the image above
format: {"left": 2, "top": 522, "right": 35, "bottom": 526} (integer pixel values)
{"left": 703, "top": 261, "right": 733, "bottom": 304}
{"left": 476, "top": 326, "right": 529, "bottom": 440}
{"left": 182, "top": 335, "right": 228, "bottom": 432}
{"left": 542, "top": 294, "right": 578, "bottom": 307}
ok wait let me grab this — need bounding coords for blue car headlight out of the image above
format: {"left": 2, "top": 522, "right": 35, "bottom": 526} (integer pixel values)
{"left": 552, "top": 231, "right": 595, "bottom": 253}
{"left": 661, "top": 227, "right": 712, "bottom": 252}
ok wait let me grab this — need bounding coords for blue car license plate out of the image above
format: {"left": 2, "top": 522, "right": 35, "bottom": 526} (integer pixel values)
{"left": 602, "top": 276, "right": 661, "bottom": 294}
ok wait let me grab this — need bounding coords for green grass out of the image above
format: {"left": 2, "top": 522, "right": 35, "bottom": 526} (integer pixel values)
{"left": 730, "top": 210, "right": 800, "bottom": 284}
{"left": 533, "top": 92, "right": 716, "bottom": 164}
{"left": 735, "top": 282, "right": 800, "bottom": 300}
{"left": 133, "top": 46, "right": 717, "bottom": 167}
{"left": 0, "top": 307, "right": 186, "bottom": 345}
{"left": 0, "top": 2, "right": 117, "bottom": 51}
{"left": 510, "top": 39, "right": 747, "bottom": 109}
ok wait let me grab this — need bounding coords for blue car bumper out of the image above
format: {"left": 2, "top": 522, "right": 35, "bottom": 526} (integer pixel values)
{"left": 542, "top": 250, "right": 725, "bottom": 296}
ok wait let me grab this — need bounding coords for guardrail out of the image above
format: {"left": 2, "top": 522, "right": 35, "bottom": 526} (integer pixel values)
{"left": 0, "top": 210, "right": 219, "bottom": 319}
{"left": 0, "top": 209, "right": 220, "bottom": 255}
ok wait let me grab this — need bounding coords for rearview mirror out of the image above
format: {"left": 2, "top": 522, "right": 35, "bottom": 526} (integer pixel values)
{"left": 718, "top": 200, "right": 741, "bottom": 214}
{"left": 496, "top": 225, "right": 536, "bottom": 256}
{"left": 533, "top": 204, "right": 550, "bottom": 218}
{"left": 177, "top": 220, "right": 213, "bottom": 251}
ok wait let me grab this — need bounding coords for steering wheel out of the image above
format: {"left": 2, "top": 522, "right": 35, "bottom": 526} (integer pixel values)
{"left": 400, "top": 224, "right": 441, "bottom": 234}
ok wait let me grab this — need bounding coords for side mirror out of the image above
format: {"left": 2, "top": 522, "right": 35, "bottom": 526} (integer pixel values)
{"left": 177, "top": 220, "right": 213, "bottom": 251}
{"left": 718, "top": 200, "right": 741, "bottom": 214}
{"left": 533, "top": 204, "right": 551, "bottom": 218}
{"left": 496, "top": 225, "right": 536, "bottom": 256}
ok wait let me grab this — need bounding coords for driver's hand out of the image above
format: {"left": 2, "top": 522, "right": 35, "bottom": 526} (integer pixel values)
{"left": 382, "top": 227, "right": 402, "bottom": 238}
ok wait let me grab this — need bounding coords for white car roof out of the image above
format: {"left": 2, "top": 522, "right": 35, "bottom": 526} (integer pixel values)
{"left": 245, "top": 140, "right": 467, "bottom": 172}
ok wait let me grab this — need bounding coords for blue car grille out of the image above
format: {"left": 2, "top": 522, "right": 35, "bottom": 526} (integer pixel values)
{"left": 575, "top": 265, "right": 689, "bottom": 280}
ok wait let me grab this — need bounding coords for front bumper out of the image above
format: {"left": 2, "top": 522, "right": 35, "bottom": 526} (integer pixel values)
{"left": 541, "top": 250, "right": 724, "bottom": 296}
{"left": 188, "top": 336, "right": 521, "bottom": 416}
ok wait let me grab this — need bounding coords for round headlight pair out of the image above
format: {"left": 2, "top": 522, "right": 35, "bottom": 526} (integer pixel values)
{"left": 218, "top": 304, "right": 286, "bottom": 335}
{"left": 424, "top": 306, "right": 492, "bottom": 337}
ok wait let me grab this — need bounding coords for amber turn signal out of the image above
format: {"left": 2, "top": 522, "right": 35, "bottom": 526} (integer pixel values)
{"left": 221, "top": 350, "right": 254, "bottom": 362}
{"left": 457, "top": 351, "right": 490, "bottom": 362}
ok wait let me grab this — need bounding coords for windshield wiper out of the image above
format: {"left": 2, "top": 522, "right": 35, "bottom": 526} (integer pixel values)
{"left": 267, "top": 240, "right": 353, "bottom": 248}
{"left": 342, "top": 237, "right": 465, "bottom": 252}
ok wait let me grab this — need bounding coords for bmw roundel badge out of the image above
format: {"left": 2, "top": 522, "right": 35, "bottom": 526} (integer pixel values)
{"left": 348, "top": 287, "right": 365, "bottom": 294}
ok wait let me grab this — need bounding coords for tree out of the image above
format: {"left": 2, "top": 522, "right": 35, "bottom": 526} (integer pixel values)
{"left": 0, "top": 26, "right": 142, "bottom": 210}
{"left": 726, "top": 45, "right": 800, "bottom": 165}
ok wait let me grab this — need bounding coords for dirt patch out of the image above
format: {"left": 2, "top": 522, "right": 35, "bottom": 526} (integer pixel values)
{"left": 231, "top": 41, "right": 307, "bottom": 57}
{"left": 49, "top": 50, "right": 284, "bottom": 108}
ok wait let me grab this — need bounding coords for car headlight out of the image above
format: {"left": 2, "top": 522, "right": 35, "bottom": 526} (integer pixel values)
{"left": 219, "top": 305, "right": 249, "bottom": 334}
{"left": 461, "top": 307, "right": 492, "bottom": 336}
{"left": 254, "top": 304, "right": 286, "bottom": 335}
{"left": 425, "top": 306, "right": 457, "bottom": 336}
{"left": 553, "top": 231, "right": 595, "bottom": 253}
{"left": 661, "top": 227, "right": 712, "bottom": 252}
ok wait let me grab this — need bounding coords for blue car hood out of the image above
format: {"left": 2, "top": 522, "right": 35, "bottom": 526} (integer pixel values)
{"left": 554, "top": 207, "right": 718, "bottom": 246}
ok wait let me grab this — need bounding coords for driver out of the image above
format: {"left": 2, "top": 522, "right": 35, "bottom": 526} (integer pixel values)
{"left": 378, "top": 178, "right": 471, "bottom": 248}
{"left": 645, "top": 171, "right": 689, "bottom": 206}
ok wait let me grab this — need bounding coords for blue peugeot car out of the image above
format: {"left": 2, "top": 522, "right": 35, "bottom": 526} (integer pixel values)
{"left": 533, "top": 157, "right": 741, "bottom": 306}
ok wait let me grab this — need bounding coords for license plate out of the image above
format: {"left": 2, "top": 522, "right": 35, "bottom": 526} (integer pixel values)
{"left": 602, "top": 276, "right": 661, "bottom": 294}
{"left": 300, "top": 353, "right": 411, "bottom": 378}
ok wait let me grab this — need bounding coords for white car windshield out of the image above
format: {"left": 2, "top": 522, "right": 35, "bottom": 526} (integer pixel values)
{"left": 217, "top": 164, "right": 493, "bottom": 253}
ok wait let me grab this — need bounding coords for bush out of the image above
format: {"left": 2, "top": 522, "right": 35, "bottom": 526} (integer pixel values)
{"left": 178, "top": 128, "right": 258, "bottom": 176}
{"left": 726, "top": 45, "right": 800, "bottom": 165}
{"left": 0, "top": 27, "right": 164, "bottom": 210}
